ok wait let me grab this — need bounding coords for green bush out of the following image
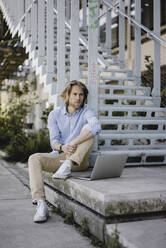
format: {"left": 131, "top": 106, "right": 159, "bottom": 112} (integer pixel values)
{"left": 0, "top": 79, "right": 52, "bottom": 163}
{"left": 141, "top": 55, "right": 166, "bottom": 107}
{"left": 4, "top": 129, "right": 51, "bottom": 163}
{"left": 4, "top": 132, "right": 28, "bottom": 162}
{"left": 0, "top": 115, "right": 11, "bottom": 148}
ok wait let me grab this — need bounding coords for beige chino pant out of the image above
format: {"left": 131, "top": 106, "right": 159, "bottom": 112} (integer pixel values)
{"left": 28, "top": 137, "right": 94, "bottom": 201}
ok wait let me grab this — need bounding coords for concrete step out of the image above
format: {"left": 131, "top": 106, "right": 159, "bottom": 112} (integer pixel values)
{"left": 100, "top": 118, "right": 166, "bottom": 124}
{"left": 99, "top": 75, "right": 136, "bottom": 81}
{"left": 3, "top": 153, "right": 166, "bottom": 244}
{"left": 99, "top": 132, "right": 166, "bottom": 139}
{"left": 98, "top": 149, "right": 166, "bottom": 166}
{"left": 43, "top": 166, "right": 166, "bottom": 242}
{"left": 99, "top": 94, "right": 160, "bottom": 107}
{"left": 99, "top": 132, "right": 166, "bottom": 150}
{"left": 105, "top": 218, "right": 166, "bottom": 248}
{"left": 99, "top": 106, "right": 166, "bottom": 119}
{"left": 99, "top": 117, "right": 166, "bottom": 136}
{"left": 99, "top": 85, "right": 151, "bottom": 96}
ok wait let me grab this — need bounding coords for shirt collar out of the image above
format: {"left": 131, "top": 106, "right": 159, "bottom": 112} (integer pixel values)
{"left": 62, "top": 106, "right": 83, "bottom": 116}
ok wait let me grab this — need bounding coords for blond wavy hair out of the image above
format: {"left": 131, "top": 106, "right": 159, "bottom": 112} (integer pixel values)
{"left": 60, "top": 80, "right": 88, "bottom": 107}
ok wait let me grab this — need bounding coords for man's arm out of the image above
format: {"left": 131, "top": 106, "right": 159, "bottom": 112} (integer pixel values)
{"left": 69, "top": 108, "right": 101, "bottom": 147}
{"left": 48, "top": 110, "right": 61, "bottom": 151}
{"left": 69, "top": 128, "right": 93, "bottom": 147}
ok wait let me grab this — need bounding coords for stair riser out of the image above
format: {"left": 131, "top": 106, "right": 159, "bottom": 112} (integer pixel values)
{"left": 99, "top": 110, "right": 166, "bottom": 119}
{"left": 99, "top": 141, "right": 166, "bottom": 150}
{"left": 99, "top": 98, "right": 160, "bottom": 107}
{"left": 99, "top": 88, "right": 151, "bottom": 96}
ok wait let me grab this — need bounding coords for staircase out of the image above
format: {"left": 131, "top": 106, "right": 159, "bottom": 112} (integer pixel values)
{"left": 0, "top": 0, "right": 166, "bottom": 166}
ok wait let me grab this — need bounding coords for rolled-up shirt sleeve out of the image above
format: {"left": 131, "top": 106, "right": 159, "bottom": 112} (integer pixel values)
{"left": 84, "top": 108, "right": 101, "bottom": 136}
{"left": 47, "top": 110, "right": 61, "bottom": 150}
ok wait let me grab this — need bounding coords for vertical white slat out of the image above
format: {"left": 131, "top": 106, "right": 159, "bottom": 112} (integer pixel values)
{"left": 8, "top": 0, "right": 15, "bottom": 31}
{"left": 119, "top": 0, "right": 125, "bottom": 68}
{"left": 126, "top": 0, "right": 132, "bottom": 69}
{"left": 106, "top": 8, "right": 112, "bottom": 55}
{"left": 12, "top": 0, "right": 24, "bottom": 37}
{"left": 25, "top": 0, "right": 31, "bottom": 38}
{"left": 46, "top": 0, "right": 54, "bottom": 80}
{"left": 66, "top": 0, "right": 70, "bottom": 22}
{"left": 152, "top": 0, "right": 160, "bottom": 97}
{"left": 134, "top": 0, "right": 141, "bottom": 84}
{"left": 38, "top": 0, "right": 45, "bottom": 58}
{"left": 82, "top": 0, "right": 87, "bottom": 28}
{"left": 88, "top": 0, "right": 99, "bottom": 151}
{"left": 18, "top": 0, "right": 25, "bottom": 20}
{"left": 16, "top": 0, "right": 23, "bottom": 25}
{"left": 56, "top": 0, "right": 66, "bottom": 106}
{"left": 70, "top": 0, "right": 79, "bottom": 81}
{"left": 31, "top": 0, "right": 38, "bottom": 48}
{"left": 13, "top": 0, "right": 18, "bottom": 26}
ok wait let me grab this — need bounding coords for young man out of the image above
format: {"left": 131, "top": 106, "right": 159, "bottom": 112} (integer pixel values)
{"left": 28, "top": 80, "right": 101, "bottom": 223}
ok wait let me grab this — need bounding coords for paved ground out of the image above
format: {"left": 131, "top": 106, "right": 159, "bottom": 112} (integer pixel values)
{"left": 106, "top": 219, "right": 166, "bottom": 248}
{"left": 0, "top": 162, "right": 95, "bottom": 248}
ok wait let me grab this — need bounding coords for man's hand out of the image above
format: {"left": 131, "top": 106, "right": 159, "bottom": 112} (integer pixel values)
{"left": 62, "top": 144, "right": 77, "bottom": 155}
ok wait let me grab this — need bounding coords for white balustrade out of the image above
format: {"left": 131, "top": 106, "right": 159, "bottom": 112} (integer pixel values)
{"left": 56, "top": 0, "right": 66, "bottom": 106}
{"left": 70, "top": 0, "right": 79, "bottom": 81}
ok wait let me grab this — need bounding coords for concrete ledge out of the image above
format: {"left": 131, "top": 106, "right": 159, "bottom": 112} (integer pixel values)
{"left": 43, "top": 167, "right": 166, "bottom": 241}
{"left": 44, "top": 167, "right": 166, "bottom": 217}
{"left": 45, "top": 185, "right": 105, "bottom": 241}
{"left": 2, "top": 156, "right": 166, "bottom": 242}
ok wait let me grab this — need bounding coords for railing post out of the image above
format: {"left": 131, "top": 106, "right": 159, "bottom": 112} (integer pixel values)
{"left": 14, "top": 0, "right": 25, "bottom": 38}
{"left": 152, "top": 0, "right": 161, "bottom": 98}
{"left": 88, "top": 0, "right": 99, "bottom": 151}
{"left": 46, "top": 0, "right": 54, "bottom": 84}
{"left": 70, "top": 0, "right": 79, "bottom": 81}
{"left": 38, "top": 0, "right": 45, "bottom": 58}
{"left": 126, "top": 0, "right": 132, "bottom": 69}
{"left": 56, "top": 0, "right": 66, "bottom": 106}
{"left": 31, "top": 0, "right": 38, "bottom": 48}
{"left": 134, "top": 0, "right": 141, "bottom": 84}
{"left": 24, "top": 0, "right": 31, "bottom": 41}
{"left": 82, "top": 0, "right": 87, "bottom": 28}
{"left": 106, "top": 8, "right": 112, "bottom": 55}
{"left": 66, "top": 0, "right": 70, "bottom": 22}
{"left": 119, "top": 0, "right": 125, "bottom": 68}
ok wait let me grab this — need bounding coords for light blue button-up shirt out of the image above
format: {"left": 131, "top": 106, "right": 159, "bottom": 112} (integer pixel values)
{"left": 48, "top": 105, "right": 101, "bottom": 150}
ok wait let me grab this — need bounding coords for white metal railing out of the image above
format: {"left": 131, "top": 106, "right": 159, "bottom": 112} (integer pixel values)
{"left": 102, "top": 0, "right": 166, "bottom": 47}
{"left": 0, "top": 0, "right": 165, "bottom": 101}
{"left": 53, "top": 3, "right": 108, "bottom": 69}
{"left": 101, "top": 0, "right": 166, "bottom": 97}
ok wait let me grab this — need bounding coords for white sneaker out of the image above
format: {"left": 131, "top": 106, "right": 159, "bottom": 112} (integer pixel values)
{"left": 52, "top": 160, "right": 72, "bottom": 179}
{"left": 33, "top": 200, "right": 49, "bottom": 223}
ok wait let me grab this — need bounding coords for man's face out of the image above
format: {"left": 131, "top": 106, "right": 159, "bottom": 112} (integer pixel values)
{"left": 68, "top": 85, "right": 84, "bottom": 110}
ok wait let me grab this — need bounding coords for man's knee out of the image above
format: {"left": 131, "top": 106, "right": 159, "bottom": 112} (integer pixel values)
{"left": 28, "top": 153, "right": 41, "bottom": 166}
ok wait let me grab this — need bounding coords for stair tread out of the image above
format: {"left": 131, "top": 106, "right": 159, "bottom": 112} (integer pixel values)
{"left": 99, "top": 94, "right": 158, "bottom": 99}
{"left": 100, "top": 75, "right": 136, "bottom": 80}
{"left": 99, "top": 106, "right": 166, "bottom": 111}
{"left": 99, "top": 149, "right": 166, "bottom": 154}
{"left": 99, "top": 85, "right": 151, "bottom": 89}
{"left": 99, "top": 133, "right": 166, "bottom": 138}
{"left": 100, "top": 118, "right": 166, "bottom": 123}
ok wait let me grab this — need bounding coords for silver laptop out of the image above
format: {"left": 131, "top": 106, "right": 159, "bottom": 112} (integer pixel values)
{"left": 73, "top": 153, "right": 128, "bottom": 181}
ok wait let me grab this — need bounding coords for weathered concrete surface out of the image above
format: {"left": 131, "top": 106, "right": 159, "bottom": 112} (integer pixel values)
{"left": 105, "top": 219, "right": 166, "bottom": 248}
{"left": 0, "top": 162, "right": 96, "bottom": 248}
{"left": 44, "top": 166, "right": 166, "bottom": 216}
{"left": 2, "top": 156, "right": 166, "bottom": 245}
